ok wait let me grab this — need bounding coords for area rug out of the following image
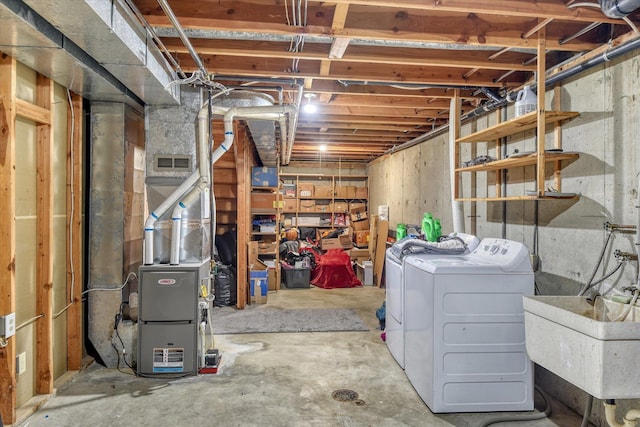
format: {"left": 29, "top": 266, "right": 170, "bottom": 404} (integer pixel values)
{"left": 211, "top": 306, "right": 369, "bottom": 334}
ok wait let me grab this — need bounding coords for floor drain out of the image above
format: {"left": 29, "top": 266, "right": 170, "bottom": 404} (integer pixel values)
{"left": 332, "top": 389, "right": 359, "bottom": 402}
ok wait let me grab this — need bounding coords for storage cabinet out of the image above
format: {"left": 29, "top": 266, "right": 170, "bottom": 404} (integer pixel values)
{"left": 279, "top": 173, "right": 368, "bottom": 234}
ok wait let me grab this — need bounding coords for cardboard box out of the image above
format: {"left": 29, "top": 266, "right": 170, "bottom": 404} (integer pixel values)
{"left": 268, "top": 268, "right": 277, "bottom": 291}
{"left": 252, "top": 167, "right": 278, "bottom": 187}
{"left": 315, "top": 203, "right": 331, "bottom": 213}
{"left": 298, "top": 183, "right": 314, "bottom": 198}
{"left": 350, "top": 205, "right": 368, "bottom": 222}
{"left": 348, "top": 248, "right": 370, "bottom": 260}
{"left": 355, "top": 187, "right": 368, "bottom": 199}
{"left": 299, "top": 200, "right": 316, "bottom": 212}
{"left": 314, "top": 185, "right": 333, "bottom": 199}
{"left": 353, "top": 230, "right": 370, "bottom": 247}
{"left": 349, "top": 202, "right": 366, "bottom": 211}
{"left": 333, "top": 202, "right": 348, "bottom": 212}
{"left": 282, "top": 183, "right": 296, "bottom": 198}
{"left": 336, "top": 185, "right": 356, "bottom": 199}
{"left": 282, "top": 198, "right": 297, "bottom": 212}
{"left": 321, "top": 234, "right": 353, "bottom": 250}
{"left": 251, "top": 192, "right": 276, "bottom": 210}
{"left": 352, "top": 218, "right": 370, "bottom": 231}
{"left": 250, "top": 270, "right": 268, "bottom": 304}
{"left": 297, "top": 216, "right": 321, "bottom": 226}
{"left": 257, "top": 241, "right": 277, "bottom": 254}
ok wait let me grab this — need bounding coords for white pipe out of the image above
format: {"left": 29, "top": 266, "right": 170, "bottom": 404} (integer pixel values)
{"left": 143, "top": 171, "right": 200, "bottom": 264}
{"left": 284, "top": 85, "right": 304, "bottom": 165}
{"left": 449, "top": 95, "right": 465, "bottom": 233}
{"left": 169, "top": 104, "right": 296, "bottom": 264}
{"left": 604, "top": 402, "right": 640, "bottom": 427}
{"left": 625, "top": 409, "right": 640, "bottom": 426}
{"left": 606, "top": 402, "right": 625, "bottom": 427}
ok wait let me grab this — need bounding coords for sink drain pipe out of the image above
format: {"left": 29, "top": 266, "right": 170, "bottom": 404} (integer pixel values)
{"left": 605, "top": 400, "right": 640, "bottom": 427}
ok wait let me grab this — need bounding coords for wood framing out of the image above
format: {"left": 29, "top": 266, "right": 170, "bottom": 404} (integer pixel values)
{"left": 66, "top": 93, "right": 83, "bottom": 371}
{"left": 34, "top": 74, "right": 54, "bottom": 395}
{"left": 536, "top": 28, "right": 547, "bottom": 197}
{"left": 235, "top": 124, "right": 249, "bottom": 309}
{"left": 0, "top": 52, "right": 17, "bottom": 426}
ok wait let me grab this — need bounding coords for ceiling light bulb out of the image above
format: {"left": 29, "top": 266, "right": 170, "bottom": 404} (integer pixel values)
{"left": 304, "top": 103, "right": 317, "bottom": 113}
{"left": 319, "top": 144, "right": 327, "bottom": 152}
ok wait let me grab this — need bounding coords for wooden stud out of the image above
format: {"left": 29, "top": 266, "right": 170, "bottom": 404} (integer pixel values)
{"left": 35, "top": 74, "right": 54, "bottom": 395}
{"left": 234, "top": 124, "right": 248, "bottom": 309}
{"left": 0, "top": 51, "right": 17, "bottom": 426}
{"left": 450, "top": 90, "right": 461, "bottom": 199}
{"left": 553, "top": 85, "right": 562, "bottom": 192}
{"left": 536, "top": 28, "right": 547, "bottom": 197}
{"left": 495, "top": 108, "right": 503, "bottom": 198}
{"left": 66, "top": 93, "right": 83, "bottom": 371}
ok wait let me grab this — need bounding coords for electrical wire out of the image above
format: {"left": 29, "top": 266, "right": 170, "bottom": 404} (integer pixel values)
{"left": 15, "top": 314, "right": 45, "bottom": 331}
{"left": 478, "top": 385, "right": 552, "bottom": 426}
{"left": 111, "top": 302, "right": 135, "bottom": 376}
{"left": 81, "top": 272, "right": 137, "bottom": 297}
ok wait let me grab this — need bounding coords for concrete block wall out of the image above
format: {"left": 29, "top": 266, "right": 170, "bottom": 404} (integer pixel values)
{"left": 367, "top": 50, "right": 640, "bottom": 426}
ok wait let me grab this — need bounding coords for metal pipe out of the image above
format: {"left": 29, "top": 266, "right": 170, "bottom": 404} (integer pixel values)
{"left": 600, "top": 0, "right": 640, "bottom": 18}
{"left": 559, "top": 22, "right": 603, "bottom": 45}
{"left": 284, "top": 84, "right": 304, "bottom": 165}
{"left": 385, "top": 35, "right": 640, "bottom": 156}
{"left": 156, "top": 0, "right": 209, "bottom": 77}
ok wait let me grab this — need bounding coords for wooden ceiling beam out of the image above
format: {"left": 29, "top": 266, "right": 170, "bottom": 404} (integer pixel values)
{"left": 296, "top": 121, "right": 428, "bottom": 132}
{"left": 329, "top": 0, "right": 621, "bottom": 24}
{"left": 163, "top": 41, "right": 536, "bottom": 72}
{"left": 146, "top": 18, "right": 598, "bottom": 52}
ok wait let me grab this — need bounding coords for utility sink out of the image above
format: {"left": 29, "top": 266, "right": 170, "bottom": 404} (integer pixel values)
{"left": 523, "top": 295, "right": 640, "bottom": 399}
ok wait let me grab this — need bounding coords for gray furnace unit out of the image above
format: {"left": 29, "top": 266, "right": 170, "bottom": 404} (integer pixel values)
{"left": 138, "top": 260, "right": 211, "bottom": 375}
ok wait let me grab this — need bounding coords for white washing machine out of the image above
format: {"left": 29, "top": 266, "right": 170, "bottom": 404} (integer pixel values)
{"left": 385, "top": 233, "right": 480, "bottom": 369}
{"left": 404, "top": 238, "right": 534, "bottom": 413}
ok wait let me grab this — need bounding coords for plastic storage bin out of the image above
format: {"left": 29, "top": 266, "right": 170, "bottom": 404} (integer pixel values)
{"left": 283, "top": 267, "right": 311, "bottom": 288}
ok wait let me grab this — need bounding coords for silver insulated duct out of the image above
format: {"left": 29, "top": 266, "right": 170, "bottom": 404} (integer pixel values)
{"left": 600, "top": 0, "right": 640, "bottom": 17}
{"left": 212, "top": 91, "right": 280, "bottom": 166}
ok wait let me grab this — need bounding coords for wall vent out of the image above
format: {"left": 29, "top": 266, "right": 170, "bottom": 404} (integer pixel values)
{"left": 154, "top": 154, "right": 192, "bottom": 172}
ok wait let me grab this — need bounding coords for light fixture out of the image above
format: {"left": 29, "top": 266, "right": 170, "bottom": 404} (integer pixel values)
{"left": 319, "top": 144, "right": 327, "bottom": 152}
{"left": 303, "top": 93, "right": 317, "bottom": 113}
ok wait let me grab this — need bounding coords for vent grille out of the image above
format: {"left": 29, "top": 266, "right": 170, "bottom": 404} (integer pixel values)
{"left": 154, "top": 154, "right": 191, "bottom": 172}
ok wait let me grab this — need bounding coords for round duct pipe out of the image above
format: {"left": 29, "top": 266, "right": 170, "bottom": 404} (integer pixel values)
{"left": 599, "top": 0, "right": 640, "bottom": 18}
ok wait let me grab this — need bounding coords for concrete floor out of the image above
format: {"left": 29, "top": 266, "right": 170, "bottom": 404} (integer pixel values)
{"left": 17, "top": 286, "right": 586, "bottom": 427}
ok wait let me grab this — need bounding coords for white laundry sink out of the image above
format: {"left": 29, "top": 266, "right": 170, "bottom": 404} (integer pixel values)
{"left": 523, "top": 295, "right": 640, "bottom": 399}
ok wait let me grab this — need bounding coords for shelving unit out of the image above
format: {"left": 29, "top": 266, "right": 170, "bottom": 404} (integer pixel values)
{"left": 280, "top": 173, "right": 368, "bottom": 233}
{"left": 249, "top": 182, "right": 281, "bottom": 290}
{"left": 453, "top": 29, "right": 580, "bottom": 202}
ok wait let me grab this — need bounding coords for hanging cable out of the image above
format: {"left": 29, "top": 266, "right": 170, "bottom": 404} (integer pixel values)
{"left": 82, "top": 272, "right": 137, "bottom": 297}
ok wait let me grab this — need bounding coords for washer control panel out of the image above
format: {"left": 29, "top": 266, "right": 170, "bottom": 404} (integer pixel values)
{"left": 470, "top": 238, "right": 532, "bottom": 272}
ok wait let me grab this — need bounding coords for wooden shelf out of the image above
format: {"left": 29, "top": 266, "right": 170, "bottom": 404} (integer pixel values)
{"left": 250, "top": 209, "right": 277, "bottom": 215}
{"left": 251, "top": 186, "right": 279, "bottom": 191}
{"left": 456, "top": 193, "right": 579, "bottom": 202}
{"left": 456, "top": 152, "right": 579, "bottom": 173}
{"left": 456, "top": 111, "right": 579, "bottom": 143}
{"left": 251, "top": 231, "right": 277, "bottom": 236}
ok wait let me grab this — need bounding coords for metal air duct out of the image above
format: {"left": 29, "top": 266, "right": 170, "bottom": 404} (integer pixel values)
{"left": 600, "top": 0, "right": 640, "bottom": 17}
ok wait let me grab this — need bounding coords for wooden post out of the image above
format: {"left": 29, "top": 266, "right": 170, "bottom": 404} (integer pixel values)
{"left": 450, "top": 90, "right": 461, "bottom": 200}
{"left": 66, "top": 93, "right": 83, "bottom": 371}
{"left": 235, "top": 124, "right": 249, "bottom": 309}
{"left": 536, "top": 28, "right": 547, "bottom": 197}
{"left": 35, "top": 74, "right": 54, "bottom": 394}
{"left": 0, "top": 51, "right": 17, "bottom": 426}
{"left": 553, "top": 85, "right": 563, "bottom": 192}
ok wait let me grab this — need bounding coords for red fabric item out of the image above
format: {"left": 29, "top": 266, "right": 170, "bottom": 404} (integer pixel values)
{"left": 310, "top": 249, "right": 362, "bottom": 289}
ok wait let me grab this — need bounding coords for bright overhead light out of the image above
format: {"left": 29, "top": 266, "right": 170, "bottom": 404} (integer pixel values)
{"left": 303, "top": 92, "right": 317, "bottom": 114}
{"left": 319, "top": 144, "right": 327, "bottom": 152}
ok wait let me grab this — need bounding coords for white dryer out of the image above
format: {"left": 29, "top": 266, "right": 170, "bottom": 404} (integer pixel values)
{"left": 385, "top": 233, "right": 480, "bottom": 369}
{"left": 404, "top": 238, "right": 534, "bottom": 413}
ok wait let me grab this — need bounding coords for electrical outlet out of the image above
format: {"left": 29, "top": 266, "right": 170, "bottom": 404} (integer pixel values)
{"left": 0, "top": 313, "right": 16, "bottom": 338}
{"left": 17, "top": 352, "right": 27, "bottom": 375}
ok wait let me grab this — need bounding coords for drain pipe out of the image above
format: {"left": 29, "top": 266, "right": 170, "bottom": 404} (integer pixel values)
{"left": 169, "top": 104, "right": 296, "bottom": 264}
{"left": 605, "top": 400, "right": 640, "bottom": 427}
